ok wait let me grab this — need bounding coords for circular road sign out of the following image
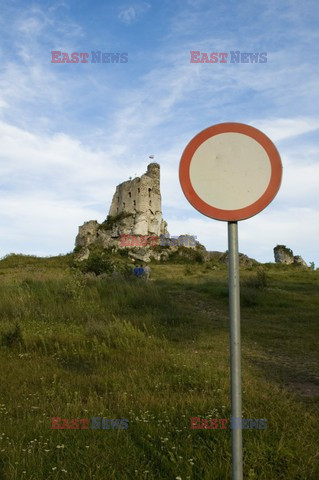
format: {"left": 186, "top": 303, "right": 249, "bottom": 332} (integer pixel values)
{"left": 179, "top": 122, "right": 282, "bottom": 221}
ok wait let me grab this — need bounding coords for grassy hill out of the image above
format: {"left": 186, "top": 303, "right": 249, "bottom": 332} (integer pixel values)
{"left": 0, "top": 253, "right": 318, "bottom": 479}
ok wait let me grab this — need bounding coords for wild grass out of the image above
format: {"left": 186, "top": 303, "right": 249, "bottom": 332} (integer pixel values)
{"left": 0, "top": 254, "right": 318, "bottom": 479}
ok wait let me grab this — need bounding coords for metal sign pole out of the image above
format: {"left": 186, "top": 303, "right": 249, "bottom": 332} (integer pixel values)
{"left": 228, "top": 221, "right": 243, "bottom": 480}
{"left": 179, "top": 122, "right": 282, "bottom": 480}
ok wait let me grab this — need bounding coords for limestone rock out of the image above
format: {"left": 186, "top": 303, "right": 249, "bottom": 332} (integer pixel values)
{"left": 274, "top": 245, "right": 308, "bottom": 267}
{"left": 293, "top": 255, "right": 308, "bottom": 267}
{"left": 274, "top": 245, "right": 294, "bottom": 264}
{"left": 128, "top": 248, "right": 151, "bottom": 263}
{"left": 219, "top": 251, "right": 258, "bottom": 267}
{"left": 75, "top": 221, "right": 99, "bottom": 249}
{"left": 74, "top": 248, "right": 90, "bottom": 262}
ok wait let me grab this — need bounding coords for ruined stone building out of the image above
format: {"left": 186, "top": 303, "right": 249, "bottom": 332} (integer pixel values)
{"left": 74, "top": 163, "right": 169, "bottom": 261}
{"left": 108, "top": 162, "right": 167, "bottom": 236}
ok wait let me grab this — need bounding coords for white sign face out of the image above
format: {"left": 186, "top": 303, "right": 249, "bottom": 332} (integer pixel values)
{"left": 179, "top": 123, "right": 282, "bottom": 221}
{"left": 189, "top": 132, "right": 272, "bottom": 210}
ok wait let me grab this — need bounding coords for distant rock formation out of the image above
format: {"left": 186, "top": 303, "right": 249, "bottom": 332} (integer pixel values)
{"left": 293, "top": 255, "right": 308, "bottom": 267}
{"left": 217, "top": 251, "right": 258, "bottom": 267}
{"left": 274, "top": 245, "right": 294, "bottom": 264}
{"left": 274, "top": 245, "right": 308, "bottom": 267}
{"left": 206, "top": 251, "right": 258, "bottom": 267}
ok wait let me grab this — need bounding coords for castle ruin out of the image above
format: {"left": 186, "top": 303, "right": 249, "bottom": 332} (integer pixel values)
{"left": 74, "top": 163, "right": 169, "bottom": 262}
{"left": 108, "top": 163, "right": 167, "bottom": 237}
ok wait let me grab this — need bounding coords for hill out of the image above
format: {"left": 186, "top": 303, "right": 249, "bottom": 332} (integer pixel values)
{"left": 0, "top": 253, "right": 318, "bottom": 479}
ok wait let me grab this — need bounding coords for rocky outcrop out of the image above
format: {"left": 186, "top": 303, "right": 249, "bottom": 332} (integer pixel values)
{"left": 274, "top": 245, "right": 294, "bottom": 264}
{"left": 274, "top": 245, "right": 308, "bottom": 267}
{"left": 293, "top": 256, "right": 308, "bottom": 267}
{"left": 217, "top": 251, "right": 258, "bottom": 267}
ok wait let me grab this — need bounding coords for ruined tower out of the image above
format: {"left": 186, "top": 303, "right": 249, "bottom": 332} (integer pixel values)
{"left": 108, "top": 162, "right": 166, "bottom": 236}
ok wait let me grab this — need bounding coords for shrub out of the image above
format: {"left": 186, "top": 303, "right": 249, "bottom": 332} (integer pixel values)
{"left": 99, "top": 212, "right": 131, "bottom": 231}
{"left": 241, "top": 288, "right": 262, "bottom": 307}
{"left": 1, "top": 324, "right": 24, "bottom": 347}
{"left": 245, "top": 268, "right": 268, "bottom": 290}
{"left": 64, "top": 270, "right": 87, "bottom": 302}
{"left": 118, "top": 248, "right": 129, "bottom": 257}
{"left": 167, "top": 246, "right": 205, "bottom": 264}
{"left": 80, "top": 251, "right": 114, "bottom": 276}
{"left": 183, "top": 265, "right": 193, "bottom": 276}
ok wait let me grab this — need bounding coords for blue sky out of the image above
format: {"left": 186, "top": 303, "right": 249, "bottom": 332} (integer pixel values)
{"left": 0, "top": 0, "right": 319, "bottom": 265}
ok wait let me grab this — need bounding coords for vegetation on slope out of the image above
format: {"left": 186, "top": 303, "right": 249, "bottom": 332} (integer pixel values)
{"left": 0, "top": 254, "right": 318, "bottom": 479}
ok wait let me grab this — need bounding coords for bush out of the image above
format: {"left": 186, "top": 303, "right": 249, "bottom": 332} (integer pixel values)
{"left": 99, "top": 212, "right": 131, "bottom": 231}
{"left": 80, "top": 251, "right": 114, "bottom": 276}
{"left": 1, "top": 324, "right": 24, "bottom": 347}
{"left": 241, "top": 288, "right": 262, "bottom": 307}
{"left": 118, "top": 248, "right": 129, "bottom": 257}
{"left": 167, "top": 246, "right": 205, "bottom": 264}
{"left": 64, "top": 270, "right": 87, "bottom": 302}
{"left": 183, "top": 265, "right": 193, "bottom": 276}
{"left": 245, "top": 268, "right": 268, "bottom": 290}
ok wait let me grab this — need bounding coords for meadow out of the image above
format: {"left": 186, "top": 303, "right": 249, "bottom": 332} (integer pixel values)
{"left": 0, "top": 253, "right": 318, "bottom": 479}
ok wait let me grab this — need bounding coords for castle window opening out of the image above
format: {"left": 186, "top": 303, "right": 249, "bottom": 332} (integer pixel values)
{"left": 138, "top": 188, "right": 140, "bottom": 194}
{"left": 133, "top": 200, "right": 136, "bottom": 207}
{"left": 149, "top": 200, "right": 152, "bottom": 206}
{"left": 123, "top": 202, "right": 125, "bottom": 208}
{"left": 129, "top": 192, "right": 131, "bottom": 198}
{"left": 148, "top": 188, "right": 151, "bottom": 197}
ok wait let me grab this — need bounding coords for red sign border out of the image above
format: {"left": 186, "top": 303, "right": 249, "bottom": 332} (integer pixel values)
{"left": 179, "top": 122, "right": 282, "bottom": 221}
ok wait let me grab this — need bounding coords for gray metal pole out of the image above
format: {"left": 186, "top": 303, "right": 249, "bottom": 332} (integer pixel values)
{"left": 228, "top": 221, "right": 243, "bottom": 480}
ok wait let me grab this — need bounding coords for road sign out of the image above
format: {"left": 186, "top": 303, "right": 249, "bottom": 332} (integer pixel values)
{"left": 179, "top": 122, "right": 282, "bottom": 221}
{"left": 179, "top": 122, "right": 282, "bottom": 480}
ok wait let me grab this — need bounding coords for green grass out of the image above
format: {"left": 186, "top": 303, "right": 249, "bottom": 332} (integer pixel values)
{"left": 0, "top": 254, "right": 318, "bottom": 479}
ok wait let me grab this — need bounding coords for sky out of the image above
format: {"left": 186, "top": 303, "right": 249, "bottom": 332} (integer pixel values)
{"left": 0, "top": 0, "right": 319, "bottom": 265}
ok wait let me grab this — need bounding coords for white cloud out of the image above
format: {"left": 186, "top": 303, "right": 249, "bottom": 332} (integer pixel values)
{"left": 0, "top": 194, "right": 99, "bottom": 256}
{"left": 118, "top": 2, "right": 150, "bottom": 25}
{"left": 0, "top": 120, "right": 140, "bottom": 257}
{"left": 252, "top": 117, "right": 319, "bottom": 143}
